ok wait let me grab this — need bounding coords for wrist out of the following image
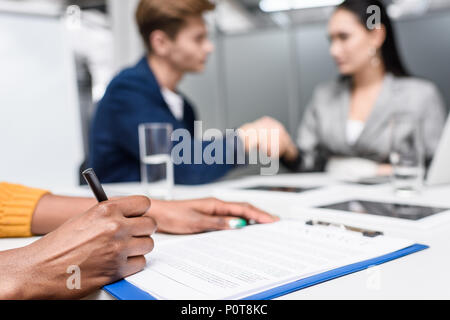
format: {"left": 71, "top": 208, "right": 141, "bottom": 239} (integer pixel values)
{"left": 0, "top": 249, "right": 30, "bottom": 299}
{"left": 2, "top": 244, "right": 66, "bottom": 300}
{"left": 0, "top": 277, "right": 22, "bottom": 300}
{"left": 145, "top": 199, "right": 163, "bottom": 218}
{"left": 31, "top": 196, "right": 97, "bottom": 235}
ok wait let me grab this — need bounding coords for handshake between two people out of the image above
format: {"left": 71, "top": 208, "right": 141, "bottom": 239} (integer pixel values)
{"left": 1, "top": 195, "right": 278, "bottom": 299}
{"left": 238, "top": 116, "right": 299, "bottom": 163}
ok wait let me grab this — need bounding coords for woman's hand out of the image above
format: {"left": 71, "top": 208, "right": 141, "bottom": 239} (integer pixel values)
{"left": 146, "top": 198, "right": 279, "bottom": 235}
{"left": 0, "top": 196, "right": 156, "bottom": 300}
{"left": 238, "top": 117, "right": 298, "bottom": 160}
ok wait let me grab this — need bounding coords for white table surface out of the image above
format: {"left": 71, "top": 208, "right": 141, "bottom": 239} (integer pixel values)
{"left": 2, "top": 173, "right": 450, "bottom": 299}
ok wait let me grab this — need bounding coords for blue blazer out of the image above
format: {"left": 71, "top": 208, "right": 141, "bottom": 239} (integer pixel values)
{"left": 88, "top": 57, "right": 237, "bottom": 185}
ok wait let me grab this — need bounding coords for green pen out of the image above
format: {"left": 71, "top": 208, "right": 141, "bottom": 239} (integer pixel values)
{"left": 229, "top": 218, "right": 248, "bottom": 229}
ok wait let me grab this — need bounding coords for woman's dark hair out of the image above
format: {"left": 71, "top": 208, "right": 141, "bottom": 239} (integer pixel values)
{"left": 337, "top": 0, "right": 410, "bottom": 77}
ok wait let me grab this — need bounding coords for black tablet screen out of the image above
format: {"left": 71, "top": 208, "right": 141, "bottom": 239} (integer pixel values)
{"left": 319, "top": 200, "right": 448, "bottom": 221}
{"left": 243, "top": 186, "right": 317, "bottom": 193}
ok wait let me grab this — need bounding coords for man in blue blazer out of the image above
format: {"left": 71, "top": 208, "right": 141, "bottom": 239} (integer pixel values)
{"left": 89, "top": 0, "right": 297, "bottom": 185}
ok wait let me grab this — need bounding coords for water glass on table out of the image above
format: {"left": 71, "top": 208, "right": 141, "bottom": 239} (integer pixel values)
{"left": 389, "top": 114, "right": 425, "bottom": 196}
{"left": 139, "top": 123, "right": 174, "bottom": 200}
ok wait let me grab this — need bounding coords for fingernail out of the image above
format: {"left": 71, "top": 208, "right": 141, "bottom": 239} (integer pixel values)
{"left": 229, "top": 218, "right": 247, "bottom": 229}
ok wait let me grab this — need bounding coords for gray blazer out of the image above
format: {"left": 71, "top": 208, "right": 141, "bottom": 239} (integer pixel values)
{"left": 292, "top": 73, "right": 447, "bottom": 171}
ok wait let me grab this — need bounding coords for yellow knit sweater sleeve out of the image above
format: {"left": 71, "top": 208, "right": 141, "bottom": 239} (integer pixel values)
{"left": 0, "top": 183, "right": 49, "bottom": 238}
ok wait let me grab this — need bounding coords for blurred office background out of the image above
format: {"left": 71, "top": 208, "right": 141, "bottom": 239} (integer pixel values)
{"left": 1, "top": 0, "right": 449, "bottom": 187}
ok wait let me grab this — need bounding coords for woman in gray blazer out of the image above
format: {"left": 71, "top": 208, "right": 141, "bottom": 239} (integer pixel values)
{"left": 282, "top": 0, "right": 447, "bottom": 178}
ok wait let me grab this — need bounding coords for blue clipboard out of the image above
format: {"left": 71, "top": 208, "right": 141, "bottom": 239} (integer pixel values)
{"left": 103, "top": 244, "right": 428, "bottom": 300}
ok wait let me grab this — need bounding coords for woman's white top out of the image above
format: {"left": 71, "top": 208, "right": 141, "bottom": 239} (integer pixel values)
{"left": 346, "top": 119, "right": 365, "bottom": 145}
{"left": 161, "top": 87, "right": 184, "bottom": 121}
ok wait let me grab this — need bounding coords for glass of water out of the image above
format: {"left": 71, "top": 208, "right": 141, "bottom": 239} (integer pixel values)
{"left": 139, "top": 123, "right": 174, "bottom": 200}
{"left": 389, "top": 114, "right": 425, "bottom": 196}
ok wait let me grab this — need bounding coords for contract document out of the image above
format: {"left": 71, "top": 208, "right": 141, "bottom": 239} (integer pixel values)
{"left": 123, "top": 220, "right": 420, "bottom": 300}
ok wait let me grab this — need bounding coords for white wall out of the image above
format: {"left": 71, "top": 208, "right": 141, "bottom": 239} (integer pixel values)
{"left": 107, "top": 0, "right": 143, "bottom": 72}
{"left": 0, "top": 12, "right": 83, "bottom": 189}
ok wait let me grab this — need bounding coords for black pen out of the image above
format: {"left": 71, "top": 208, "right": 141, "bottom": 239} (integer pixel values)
{"left": 82, "top": 168, "right": 109, "bottom": 202}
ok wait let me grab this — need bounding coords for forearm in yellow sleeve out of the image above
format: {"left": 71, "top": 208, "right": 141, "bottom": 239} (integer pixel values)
{"left": 0, "top": 183, "right": 50, "bottom": 238}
